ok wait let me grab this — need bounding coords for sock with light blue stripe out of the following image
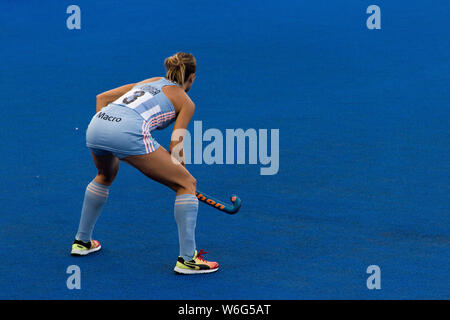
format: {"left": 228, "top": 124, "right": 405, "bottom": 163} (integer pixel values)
{"left": 75, "top": 180, "right": 110, "bottom": 242}
{"left": 174, "top": 194, "right": 199, "bottom": 260}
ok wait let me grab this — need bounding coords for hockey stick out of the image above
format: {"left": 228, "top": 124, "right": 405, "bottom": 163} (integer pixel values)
{"left": 195, "top": 191, "right": 242, "bottom": 214}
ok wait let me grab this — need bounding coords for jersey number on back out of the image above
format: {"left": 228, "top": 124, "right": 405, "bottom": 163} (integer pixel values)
{"left": 123, "top": 90, "right": 145, "bottom": 104}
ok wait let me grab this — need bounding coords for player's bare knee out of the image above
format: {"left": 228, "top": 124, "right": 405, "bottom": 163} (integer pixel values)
{"left": 180, "top": 175, "right": 196, "bottom": 194}
{"left": 188, "top": 176, "right": 197, "bottom": 193}
{"left": 96, "top": 172, "right": 116, "bottom": 186}
{"left": 99, "top": 165, "right": 118, "bottom": 183}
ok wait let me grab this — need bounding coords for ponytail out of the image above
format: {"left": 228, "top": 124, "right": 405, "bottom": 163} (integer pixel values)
{"left": 164, "top": 52, "right": 196, "bottom": 86}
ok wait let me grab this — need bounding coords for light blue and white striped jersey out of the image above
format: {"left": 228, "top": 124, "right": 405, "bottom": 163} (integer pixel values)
{"left": 112, "top": 78, "right": 178, "bottom": 131}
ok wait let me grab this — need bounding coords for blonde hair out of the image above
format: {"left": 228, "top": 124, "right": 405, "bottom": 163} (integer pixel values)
{"left": 164, "top": 52, "right": 196, "bottom": 86}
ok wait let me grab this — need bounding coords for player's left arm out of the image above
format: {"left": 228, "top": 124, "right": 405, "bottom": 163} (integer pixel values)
{"left": 96, "top": 83, "right": 136, "bottom": 112}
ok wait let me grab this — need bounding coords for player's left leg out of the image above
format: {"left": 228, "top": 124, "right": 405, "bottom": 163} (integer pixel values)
{"left": 71, "top": 151, "right": 119, "bottom": 256}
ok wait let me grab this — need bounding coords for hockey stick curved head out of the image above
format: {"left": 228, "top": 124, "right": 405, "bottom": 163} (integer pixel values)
{"left": 225, "top": 195, "right": 241, "bottom": 214}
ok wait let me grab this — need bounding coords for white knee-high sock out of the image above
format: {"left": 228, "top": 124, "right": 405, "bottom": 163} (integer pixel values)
{"left": 75, "top": 180, "right": 109, "bottom": 242}
{"left": 174, "top": 194, "right": 199, "bottom": 260}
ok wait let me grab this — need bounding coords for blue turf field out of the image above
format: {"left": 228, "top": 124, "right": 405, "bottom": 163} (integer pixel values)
{"left": 0, "top": 0, "right": 449, "bottom": 299}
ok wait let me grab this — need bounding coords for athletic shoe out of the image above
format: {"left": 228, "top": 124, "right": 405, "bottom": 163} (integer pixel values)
{"left": 71, "top": 239, "right": 102, "bottom": 256}
{"left": 174, "top": 249, "right": 219, "bottom": 274}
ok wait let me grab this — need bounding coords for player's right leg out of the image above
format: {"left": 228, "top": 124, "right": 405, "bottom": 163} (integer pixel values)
{"left": 122, "top": 146, "right": 219, "bottom": 274}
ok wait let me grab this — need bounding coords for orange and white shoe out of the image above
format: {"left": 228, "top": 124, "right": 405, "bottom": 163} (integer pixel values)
{"left": 174, "top": 249, "right": 219, "bottom": 274}
{"left": 70, "top": 239, "right": 102, "bottom": 256}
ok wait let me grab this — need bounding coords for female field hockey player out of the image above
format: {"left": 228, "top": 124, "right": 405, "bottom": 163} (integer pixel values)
{"left": 71, "top": 52, "right": 219, "bottom": 274}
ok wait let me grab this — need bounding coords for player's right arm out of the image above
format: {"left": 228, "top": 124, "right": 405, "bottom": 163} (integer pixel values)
{"left": 166, "top": 88, "right": 195, "bottom": 166}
